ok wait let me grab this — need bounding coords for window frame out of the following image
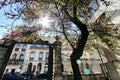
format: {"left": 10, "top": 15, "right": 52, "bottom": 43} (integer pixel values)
{"left": 29, "top": 51, "right": 35, "bottom": 61}
{"left": 39, "top": 52, "right": 43, "bottom": 61}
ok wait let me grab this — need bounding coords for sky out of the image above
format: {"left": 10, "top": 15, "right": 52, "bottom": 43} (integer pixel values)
{"left": 0, "top": 2, "right": 23, "bottom": 39}
{"left": 1, "top": 0, "right": 120, "bottom": 39}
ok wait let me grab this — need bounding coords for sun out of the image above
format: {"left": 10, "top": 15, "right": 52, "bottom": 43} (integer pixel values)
{"left": 38, "top": 16, "right": 50, "bottom": 28}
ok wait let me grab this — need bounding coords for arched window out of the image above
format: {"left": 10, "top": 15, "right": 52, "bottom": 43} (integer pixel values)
{"left": 19, "top": 54, "right": 24, "bottom": 60}
{"left": 27, "top": 63, "right": 32, "bottom": 72}
{"left": 39, "top": 52, "right": 43, "bottom": 61}
{"left": 29, "top": 52, "right": 35, "bottom": 60}
{"left": 33, "top": 65, "right": 36, "bottom": 72}
{"left": 15, "top": 43, "right": 20, "bottom": 51}
{"left": 37, "top": 63, "right": 42, "bottom": 72}
{"left": 12, "top": 54, "right": 17, "bottom": 60}
{"left": 21, "top": 44, "right": 26, "bottom": 51}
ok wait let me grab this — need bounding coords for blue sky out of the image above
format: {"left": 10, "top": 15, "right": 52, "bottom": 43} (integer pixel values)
{"left": 0, "top": 3, "right": 23, "bottom": 39}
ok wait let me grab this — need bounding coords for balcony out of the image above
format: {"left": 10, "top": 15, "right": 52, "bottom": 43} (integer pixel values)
{"left": 30, "top": 45, "right": 49, "bottom": 49}
{"left": 8, "top": 59, "right": 24, "bottom": 65}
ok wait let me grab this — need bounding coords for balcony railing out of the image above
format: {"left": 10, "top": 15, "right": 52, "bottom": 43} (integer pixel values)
{"left": 8, "top": 59, "right": 24, "bottom": 65}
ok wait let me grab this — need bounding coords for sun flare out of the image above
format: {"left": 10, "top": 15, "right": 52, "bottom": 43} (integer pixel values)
{"left": 38, "top": 16, "right": 50, "bottom": 28}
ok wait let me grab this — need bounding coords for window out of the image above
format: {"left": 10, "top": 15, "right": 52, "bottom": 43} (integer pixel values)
{"left": 12, "top": 54, "right": 17, "bottom": 60}
{"left": 21, "top": 44, "right": 26, "bottom": 51}
{"left": 45, "top": 52, "right": 49, "bottom": 60}
{"left": 37, "top": 63, "right": 42, "bottom": 72}
{"left": 15, "top": 43, "right": 20, "bottom": 51}
{"left": 29, "top": 52, "right": 35, "bottom": 60}
{"left": 40, "top": 45, "right": 44, "bottom": 48}
{"left": 44, "top": 66, "right": 48, "bottom": 74}
{"left": 19, "top": 54, "right": 24, "bottom": 60}
{"left": 30, "top": 44, "right": 36, "bottom": 49}
{"left": 44, "top": 45, "right": 49, "bottom": 49}
{"left": 39, "top": 52, "right": 43, "bottom": 61}
{"left": 27, "top": 63, "right": 32, "bottom": 72}
{"left": 33, "top": 65, "right": 36, "bottom": 72}
{"left": 11, "top": 69, "right": 15, "bottom": 74}
{"left": 5, "top": 69, "right": 9, "bottom": 73}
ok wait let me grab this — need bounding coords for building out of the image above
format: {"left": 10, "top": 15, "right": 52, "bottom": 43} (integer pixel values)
{"left": 4, "top": 43, "right": 73, "bottom": 75}
{"left": 20, "top": 44, "right": 50, "bottom": 75}
{"left": 5, "top": 43, "right": 26, "bottom": 74}
{"left": 4, "top": 42, "right": 102, "bottom": 76}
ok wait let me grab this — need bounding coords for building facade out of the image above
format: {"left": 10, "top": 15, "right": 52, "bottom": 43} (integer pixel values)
{"left": 4, "top": 43, "right": 102, "bottom": 76}
{"left": 5, "top": 43, "right": 26, "bottom": 74}
{"left": 5, "top": 43, "right": 50, "bottom": 75}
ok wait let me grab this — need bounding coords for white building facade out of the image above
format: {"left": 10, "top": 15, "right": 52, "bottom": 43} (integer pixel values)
{"left": 4, "top": 43, "right": 102, "bottom": 76}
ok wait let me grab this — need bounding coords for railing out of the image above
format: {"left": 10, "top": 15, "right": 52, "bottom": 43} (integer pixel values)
{"left": 8, "top": 59, "right": 24, "bottom": 65}
{"left": 30, "top": 45, "right": 49, "bottom": 49}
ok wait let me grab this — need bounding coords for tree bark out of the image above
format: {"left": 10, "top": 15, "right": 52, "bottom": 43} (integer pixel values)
{"left": 70, "top": 17, "right": 89, "bottom": 80}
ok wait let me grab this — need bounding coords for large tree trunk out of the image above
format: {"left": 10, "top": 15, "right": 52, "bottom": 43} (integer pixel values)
{"left": 70, "top": 17, "right": 89, "bottom": 80}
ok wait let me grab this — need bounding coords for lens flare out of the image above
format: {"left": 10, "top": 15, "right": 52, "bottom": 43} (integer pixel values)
{"left": 38, "top": 16, "right": 50, "bottom": 28}
{"left": 76, "top": 59, "right": 81, "bottom": 65}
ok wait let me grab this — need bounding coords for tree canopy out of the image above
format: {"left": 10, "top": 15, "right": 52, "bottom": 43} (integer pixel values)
{"left": 0, "top": 0, "right": 120, "bottom": 80}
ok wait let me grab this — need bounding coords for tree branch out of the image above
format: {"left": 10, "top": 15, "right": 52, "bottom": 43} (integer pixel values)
{"left": 53, "top": 0, "right": 75, "bottom": 49}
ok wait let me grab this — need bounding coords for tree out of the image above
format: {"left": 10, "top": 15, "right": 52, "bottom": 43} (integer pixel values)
{"left": 1, "top": 25, "right": 42, "bottom": 43}
{"left": 0, "top": 1, "right": 89, "bottom": 80}
{"left": 0, "top": 0, "right": 120, "bottom": 80}
{"left": 91, "top": 13, "right": 120, "bottom": 80}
